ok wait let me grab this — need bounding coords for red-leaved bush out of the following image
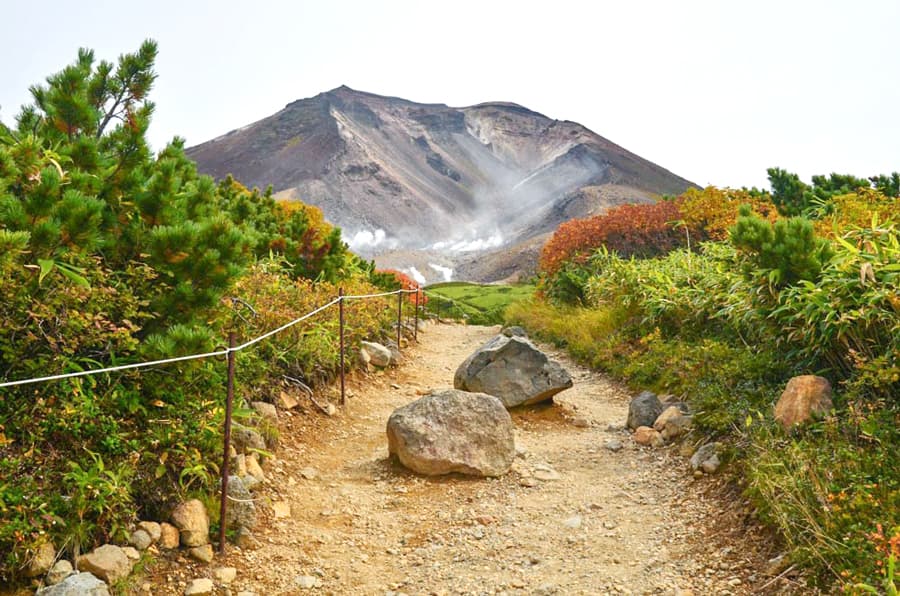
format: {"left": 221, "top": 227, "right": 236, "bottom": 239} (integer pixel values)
{"left": 539, "top": 200, "right": 702, "bottom": 275}
{"left": 377, "top": 269, "right": 427, "bottom": 305}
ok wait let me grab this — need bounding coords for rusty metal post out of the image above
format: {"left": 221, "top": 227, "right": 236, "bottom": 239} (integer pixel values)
{"left": 413, "top": 285, "right": 419, "bottom": 342}
{"left": 339, "top": 288, "right": 346, "bottom": 405}
{"left": 218, "top": 331, "right": 236, "bottom": 554}
{"left": 397, "top": 291, "right": 403, "bottom": 350}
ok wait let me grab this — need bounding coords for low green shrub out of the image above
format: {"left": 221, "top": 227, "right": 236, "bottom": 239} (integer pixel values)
{"left": 747, "top": 409, "right": 899, "bottom": 587}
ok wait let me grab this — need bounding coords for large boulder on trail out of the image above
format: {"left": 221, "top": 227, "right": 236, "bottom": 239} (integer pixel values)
{"left": 774, "top": 375, "right": 833, "bottom": 430}
{"left": 453, "top": 335, "right": 572, "bottom": 408}
{"left": 386, "top": 389, "right": 515, "bottom": 477}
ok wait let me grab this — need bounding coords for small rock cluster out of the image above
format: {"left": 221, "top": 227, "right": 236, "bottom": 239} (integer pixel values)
{"left": 625, "top": 390, "right": 722, "bottom": 475}
{"left": 387, "top": 329, "right": 573, "bottom": 477}
{"left": 625, "top": 374, "right": 834, "bottom": 478}
{"left": 32, "top": 500, "right": 217, "bottom": 594}
{"left": 359, "top": 322, "right": 430, "bottom": 372}
{"left": 30, "top": 384, "right": 295, "bottom": 594}
{"left": 627, "top": 391, "right": 693, "bottom": 446}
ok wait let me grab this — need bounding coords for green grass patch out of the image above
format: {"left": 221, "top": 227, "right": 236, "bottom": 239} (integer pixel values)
{"left": 426, "top": 282, "right": 534, "bottom": 325}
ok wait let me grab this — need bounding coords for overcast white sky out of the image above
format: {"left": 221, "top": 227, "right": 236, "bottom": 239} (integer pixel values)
{"left": 1, "top": 0, "right": 897, "bottom": 189}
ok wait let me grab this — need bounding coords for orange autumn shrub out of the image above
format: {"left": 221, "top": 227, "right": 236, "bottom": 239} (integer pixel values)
{"left": 376, "top": 269, "right": 427, "bottom": 305}
{"left": 813, "top": 189, "right": 899, "bottom": 238}
{"left": 679, "top": 186, "right": 778, "bottom": 240}
{"left": 539, "top": 199, "right": 701, "bottom": 275}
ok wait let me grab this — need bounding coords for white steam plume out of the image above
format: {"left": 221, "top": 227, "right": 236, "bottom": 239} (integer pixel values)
{"left": 407, "top": 267, "right": 427, "bottom": 285}
{"left": 429, "top": 263, "right": 453, "bottom": 282}
{"left": 345, "top": 228, "right": 398, "bottom": 252}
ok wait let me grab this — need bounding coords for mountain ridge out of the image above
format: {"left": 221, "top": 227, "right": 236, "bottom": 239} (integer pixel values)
{"left": 187, "top": 86, "right": 696, "bottom": 282}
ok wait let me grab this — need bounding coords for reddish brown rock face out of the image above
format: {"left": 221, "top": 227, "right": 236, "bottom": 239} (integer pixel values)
{"left": 774, "top": 375, "right": 833, "bottom": 430}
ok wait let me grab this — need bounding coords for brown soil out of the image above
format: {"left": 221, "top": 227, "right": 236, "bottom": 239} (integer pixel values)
{"left": 130, "top": 323, "right": 809, "bottom": 595}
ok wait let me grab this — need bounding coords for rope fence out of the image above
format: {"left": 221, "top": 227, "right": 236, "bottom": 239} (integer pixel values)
{"left": 0, "top": 292, "right": 414, "bottom": 389}
{"left": 0, "top": 285, "right": 424, "bottom": 554}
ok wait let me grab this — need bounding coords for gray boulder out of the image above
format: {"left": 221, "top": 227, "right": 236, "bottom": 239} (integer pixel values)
{"left": 75, "top": 545, "right": 132, "bottom": 584}
{"left": 231, "top": 425, "right": 266, "bottom": 454}
{"left": 128, "top": 528, "right": 151, "bottom": 551}
{"left": 453, "top": 335, "right": 572, "bottom": 408}
{"left": 501, "top": 326, "right": 528, "bottom": 339}
{"left": 690, "top": 442, "right": 721, "bottom": 474}
{"left": 170, "top": 499, "right": 209, "bottom": 547}
{"left": 250, "top": 401, "right": 278, "bottom": 422}
{"left": 626, "top": 391, "right": 664, "bottom": 430}
{"left": 387, "top": 389, "right": 515, "bottom": 476}
{"left": 360, "top": 341, "right": 392, "bottom": 367}
{"left": 36, "top": 572, "right": 110, "bottom": 596}
{"left": 224, "top": 475, "right": 257, "bottom": 531}
{"left": 136, "top": 521, "right": 162, "bottom": 544}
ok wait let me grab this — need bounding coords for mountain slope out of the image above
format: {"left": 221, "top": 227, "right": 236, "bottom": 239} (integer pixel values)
{"left": 187, "top": 86, "right": 695, "bottom": 281}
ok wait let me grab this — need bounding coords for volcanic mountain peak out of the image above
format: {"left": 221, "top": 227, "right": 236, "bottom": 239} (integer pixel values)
{"left": 187, "top": 87, "right": 695, "bottom": 282}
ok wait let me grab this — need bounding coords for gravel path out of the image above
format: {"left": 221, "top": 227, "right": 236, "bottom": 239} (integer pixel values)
{"left": 142, "top": 323, "right": 802, "bottom": 595}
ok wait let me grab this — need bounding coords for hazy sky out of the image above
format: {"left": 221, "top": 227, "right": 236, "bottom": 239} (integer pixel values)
{"left": 1, "top": 0, "right": 897, "bottom": 189}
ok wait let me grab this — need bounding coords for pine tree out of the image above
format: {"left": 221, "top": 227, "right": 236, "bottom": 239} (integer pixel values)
{"left": 729, "top": 204, "right": 832, "bottom": 288}
{"left": 0, "top": 40, "right": 253, "bottom": 334}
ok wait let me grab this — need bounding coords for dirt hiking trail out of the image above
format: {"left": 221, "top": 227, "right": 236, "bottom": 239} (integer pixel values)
{"left": 145, "top": 323, "right": 801, "bottom": 596}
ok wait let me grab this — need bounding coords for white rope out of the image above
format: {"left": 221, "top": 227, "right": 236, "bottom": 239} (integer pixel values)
{"left": 0, "top": 349, "right": 230, "bottom": 388}
{"left": 233, "top": 297, "right": 341, "bottom": 351}
{"left": 0, "top": 297, "right": 341, "bottom": 388}
{"left": 0, "top": 287, "right": 427, "bottom": 389}
{"left": 226, "top": 493, "right": 265, "bottom": 503}
{"left": 341, "top": 288, "right": 416, "bottom": 300}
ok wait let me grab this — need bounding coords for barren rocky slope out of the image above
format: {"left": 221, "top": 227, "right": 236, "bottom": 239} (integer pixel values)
{"left": 187, "top": 87, "right": 695, "bottom": 282}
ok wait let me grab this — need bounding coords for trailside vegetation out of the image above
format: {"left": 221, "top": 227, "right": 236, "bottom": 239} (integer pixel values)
{"left": 0, "top": 42, "right": 391, "bottom": 581}
{"left": 510, "top": 174, "right": 900, "bottom": 589}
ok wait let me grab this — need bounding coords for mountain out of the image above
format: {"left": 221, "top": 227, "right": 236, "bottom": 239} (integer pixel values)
{"left": 187, "top": 86, "right": 695, "bottom": 282}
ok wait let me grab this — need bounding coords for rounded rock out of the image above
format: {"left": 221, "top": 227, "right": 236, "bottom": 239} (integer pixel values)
{"left": 387, "top": 389, "right": 515, "bottom": 476}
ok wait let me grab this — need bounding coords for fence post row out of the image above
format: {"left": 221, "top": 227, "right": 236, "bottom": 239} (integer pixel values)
{"left": 218, "top": 331, "right": 236, "bottom": 554}
{"left": 0, "top": 286, "right": 423, "bottom": 557}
